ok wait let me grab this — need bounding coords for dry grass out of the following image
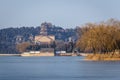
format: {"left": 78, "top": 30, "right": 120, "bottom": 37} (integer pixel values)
{"left": 85, "top": 53, "right": 120, "bottom": 61}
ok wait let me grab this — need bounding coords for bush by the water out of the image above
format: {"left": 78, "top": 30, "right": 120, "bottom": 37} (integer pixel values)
{"left": 86, "top": 53, "right": 120, "bottom": 61}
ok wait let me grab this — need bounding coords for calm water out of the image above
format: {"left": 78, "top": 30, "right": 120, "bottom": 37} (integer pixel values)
{"left": 0, "top": 56, "right": 120, "bottom": 80}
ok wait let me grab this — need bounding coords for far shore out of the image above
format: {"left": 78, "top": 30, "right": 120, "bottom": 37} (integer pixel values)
{"left": 0, "top": 53, "right": 83, "bottom": 57}
{"left": 1, "top": 53, "right": 120, "bottom": 61}
{"left": 0, "top": 54, "right": 21, "bottom": 56}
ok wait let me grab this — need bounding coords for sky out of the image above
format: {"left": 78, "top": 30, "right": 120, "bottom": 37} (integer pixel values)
{"left": 0, "top": 0, "right": 120, "bottom": 29}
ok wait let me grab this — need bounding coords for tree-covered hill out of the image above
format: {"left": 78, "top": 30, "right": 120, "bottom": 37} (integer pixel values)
{"left": 0, "top": 22, "right": 77, "bottom": 54}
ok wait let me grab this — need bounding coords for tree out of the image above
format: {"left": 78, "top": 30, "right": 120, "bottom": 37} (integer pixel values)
{"left": 16, "top": 42, "right": 31, "bottom": 53}
{"left": 76, "top": 19, "right": 120, "bottom": 54}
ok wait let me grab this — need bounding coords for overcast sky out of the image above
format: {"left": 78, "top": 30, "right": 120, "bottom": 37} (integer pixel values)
{"left": 0, "top": 0, "right": 120, "bottom": 29}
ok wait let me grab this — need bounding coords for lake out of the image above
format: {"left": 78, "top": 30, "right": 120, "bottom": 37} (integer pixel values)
{"left": 0, "top": 56, "right": 120, "bottom": 80}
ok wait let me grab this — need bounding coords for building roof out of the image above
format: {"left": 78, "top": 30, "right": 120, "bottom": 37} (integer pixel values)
{"left": 35, "top": 35, "right": 55, "bottom": 43}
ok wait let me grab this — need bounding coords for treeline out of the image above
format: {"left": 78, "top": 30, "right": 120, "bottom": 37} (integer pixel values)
{"left": 76, "top": 19, "right": 120, "bottom": 54}
{"left": 0, "top": 27, "right": 39, "bottom": 54}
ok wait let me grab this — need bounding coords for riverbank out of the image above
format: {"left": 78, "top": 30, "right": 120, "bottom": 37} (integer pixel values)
{"left": 0, "top": 54, "right": 21, "bottom": 56}
{"left": 85, "top": 53, "right": 120, "bottom": 61}
{"left": 0, "top": 53, "right": 80, "bottom": 57}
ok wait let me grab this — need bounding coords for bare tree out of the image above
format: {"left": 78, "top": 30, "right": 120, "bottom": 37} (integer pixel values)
{"left": 16, "top": 42, "right": 31, "bottom": 53}
{"left": 76, "top": 19, "right": 120, "bottom": 54}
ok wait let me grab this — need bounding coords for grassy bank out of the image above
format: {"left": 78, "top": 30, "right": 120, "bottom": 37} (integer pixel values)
{"left": 85, "top": 53, "right": 120, "bottom": 61}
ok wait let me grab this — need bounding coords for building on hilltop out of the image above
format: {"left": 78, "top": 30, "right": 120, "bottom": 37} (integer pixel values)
{"left": 21, "top": 22, "right": 55, "bottom": 56}
{"left": 34, "top": 22, "right": 55, "bottom": 47}
{"left": 40, "top": 22, "right": 48, "bottom": 35}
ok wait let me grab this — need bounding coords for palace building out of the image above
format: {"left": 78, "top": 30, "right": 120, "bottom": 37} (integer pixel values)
{"left": 34, "top": 22, "right": 55, "bottom": 45}
{"left": 21, "top": 22, "right": 55, "bottom": 56}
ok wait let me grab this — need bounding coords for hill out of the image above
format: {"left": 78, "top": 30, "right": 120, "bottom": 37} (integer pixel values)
{"left": 0, "top": 22, "right": 77, "bottom": 54}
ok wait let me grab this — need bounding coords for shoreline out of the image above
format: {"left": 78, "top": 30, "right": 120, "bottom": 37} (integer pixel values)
{"left": 0, "top": 54, "right": 21, "bottom": 56}
{"left": 85, "top": 53, "right": 120, "bottom": 61}
{"left": 1, "top": 53, "right": 120, "bottom": 61}
{"left": 0, "top": 53, "right": 82, "bottom": 57}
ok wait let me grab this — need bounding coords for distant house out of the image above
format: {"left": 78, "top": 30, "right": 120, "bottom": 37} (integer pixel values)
{"left": 15, "top": 35, "right": 24, "bottom": 44}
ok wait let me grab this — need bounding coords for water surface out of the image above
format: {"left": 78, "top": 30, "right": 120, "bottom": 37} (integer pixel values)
{"left": 0, "top": 56, "right": 120, "bottom": 80}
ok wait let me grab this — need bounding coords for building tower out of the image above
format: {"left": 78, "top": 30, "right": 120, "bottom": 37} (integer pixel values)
{"left": 40, "top": 22, "right": 48, "bottom": 35}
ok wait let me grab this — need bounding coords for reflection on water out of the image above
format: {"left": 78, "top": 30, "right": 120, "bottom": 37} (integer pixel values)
{"left": 0, "top": 56, "right": 120, "bottom": 80}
